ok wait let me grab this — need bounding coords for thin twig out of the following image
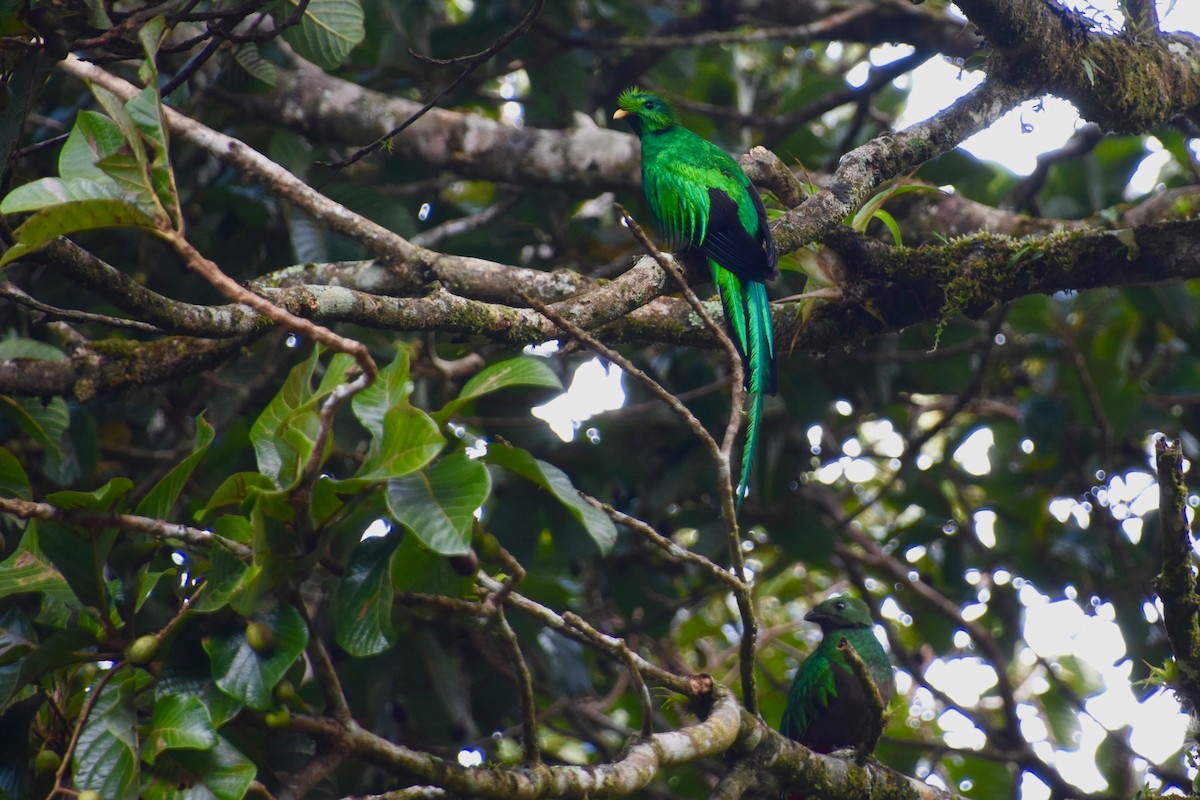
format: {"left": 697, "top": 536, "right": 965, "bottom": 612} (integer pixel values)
{"left": 494, "top": 606, "right": 540, "bottom": 763}
{"left": 296, "top": 599, "right": 354, "bottom": 726}
{"left": 836, "top": 637, "right": 885, "bottom": 760}
{"left": 49, "top": 665, "right": 120, "bottom": 800}
{"left": 164, "top": 232, "right": 378, "bottom": 386}
{"left": 617, "top": 643, "right": 654, "bottom": 739}
{"left": 613, "top": 207, "right": 762, "bottom": 714}
{"left": 0, "top": 495, "right": 249, "bottom": 558}
{"left": 0, "top": 282, "right": 162, "bottom": 332}
{"left": 326, "top": 0, "right": 545, "bottom": 171}
{"left": 559, "top": 6, "right": 870, "bottom": 50}
{"left": 581, "top": 494, "right": 745, "bottom": 592}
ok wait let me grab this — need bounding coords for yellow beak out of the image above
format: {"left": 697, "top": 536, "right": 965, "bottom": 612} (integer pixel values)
{"left": 612, "top": 108, "right": 629, "bottom": 120}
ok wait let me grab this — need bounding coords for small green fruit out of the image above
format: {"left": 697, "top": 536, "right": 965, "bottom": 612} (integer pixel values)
{"left": 264, "top": 707, "right": 290, "bottom": 727}
{"left": 34, "top": 749, "right": 61, "bottom": 775}
{"left": 126, "top": 635, "right": 159, "bottom": 666}
{"left": 273, "top": 680, "right": 298, "bottom": 705}
{"left": 245, "top": 621, "right": 274, "bottom": 654}
{"left": 478, "top": 533, "right": 501, "bottom": 562}
{"left": 78, "top": 791, "right": 102, "bottom": 800}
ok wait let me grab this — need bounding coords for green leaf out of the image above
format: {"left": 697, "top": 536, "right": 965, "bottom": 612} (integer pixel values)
{"left": 335, "top": 533, "right": 401, "bottom": 656}
{"left": 0, "top": 447, "right": 30, "bottom": 500}
{"left": 141, "top": 736, "right": 256, "bottom": 800}
{"left": 0, "top": 337, "right": 66, "bottom": 360}
{"left": 38, "top": 522, "right": 117, "bottom": 611}
{"left": 0, "top": 396, "right": 66, "bottom": 468}
{"left": 354, "top": 403, "right": 444, "bottom": 481}
{"left": 390, "top": 531, "right": 471, "bottom": 596}
{"left": 47, "top": 476, "right": 133, "bottom": 511}
{"left": 0, "top": 199, "right": 160, "bottom": 267}
{"left": 249, "top": 348, "right": 346, "bottom": 487}
{"left": 223, "top": 44, "right": 279, "bottom": 93}
{"left": 89, "top": 85, "right": 150, "bottom": 175}
{"left": 144, "top": 694, "right": 217, "bottom": 766}
{"left": 0, "top": 176, "right": 128, "bottom": 213}
{"left": 192, "top": 538, "right": 250, "bottom": 614}
{"left": 74, "top": 668, "right": 140, "bottom": 800}
{"left": 137, "top": 415, "right": 214, "bottom": 520}
{"left": 202, "top": 605, "right": 308, "bottom": 710}
{"left": 435, "top": 357, "right": 562, "bottom": 423}
{"left": 386, "top": 452, "right": 489, "bottom": 555}
{"left": 59, "top": 112, "right": 126, "bottom": 182}
{"left": 484, "top": 444, "right": 616, "bottom": 554}
{"left": 126, "top": 86, "right": 181, "bottom": 227}
{"left": 0, "top": 524, "right": 76, "bottom": 604}
{"left": 352, "top": 347, "right": 412, "bottom": 440}
{"left": 0, "top": 695, "right": 42, "bottom": 800}
{"left": 199, "top": 472, "right": 277, "bottom": 520}
{"left": 278, "top": 0, "right": 365, "bottom": 69}
{"left": 135, "top": 566, "right": 178, "bottom": 613}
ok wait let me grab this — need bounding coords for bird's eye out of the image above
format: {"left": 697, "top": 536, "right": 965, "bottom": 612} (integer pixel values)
{"left": 644, "top": 100, "right": 655, "bottom": 109}
{"left": 834, "top": 601, "right": 846, "bottom": 611}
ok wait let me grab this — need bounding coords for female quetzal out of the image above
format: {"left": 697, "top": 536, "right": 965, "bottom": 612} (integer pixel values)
{"left": 613, "top": 88, "right": 777, "bottom": 506}
{"left": 781, "top": 595, "right": 894, "bottom": 754}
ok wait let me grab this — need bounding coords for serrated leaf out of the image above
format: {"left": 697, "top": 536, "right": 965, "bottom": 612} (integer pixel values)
{"left": 144, "top": 694, "right": 217, "bottom": 765}
{"left": 335, "top": 533, "right": 401, "bottom": 656}
{"left": 484, "top": 444, "right": 616, "bottom": 554}
{"left": 202, "top": 605, "right": 308, "bottom": 710}
{"left": 137, "top": 415, "right": 214, "bottom": 520}
{"left": 74, "top": 668, "right": 140, "bottom": 800}
{"left": 436, "top": 357, "right": 561, "bottom": 422}
{"left": 386, "top": 452, "right": 489, "bottom": 555}
{"left": 279, "top": 0, "right": 365, "bottom": 69}
{"left": 141, "top": 736, "right": 256, "bottom": 800}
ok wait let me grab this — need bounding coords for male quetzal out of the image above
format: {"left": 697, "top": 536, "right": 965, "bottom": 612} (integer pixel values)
{"left": 613, "top": 88, "right": 777, "bottom": 506}
{"left": 780, "top": 595, "right": 894, "bottom": 754}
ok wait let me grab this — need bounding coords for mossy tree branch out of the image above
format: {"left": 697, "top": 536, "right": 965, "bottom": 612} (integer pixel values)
{"left": 1153, "top": 436, "right": 1200, "bottom": 725}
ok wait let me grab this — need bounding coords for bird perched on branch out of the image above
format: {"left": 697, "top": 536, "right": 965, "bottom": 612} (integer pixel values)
{"left": 780, "top": 595, "right": 894, "bottom": 756}
{"left": 613, "top": 88, "right": 777, "bottom": 507}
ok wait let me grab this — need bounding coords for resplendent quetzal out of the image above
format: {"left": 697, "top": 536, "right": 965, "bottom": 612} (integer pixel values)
{"left": 613, "top": 88, "right": 777, "bottom": 506}
{"left": 780, "top": 595, "right": 894, "bottom": 754}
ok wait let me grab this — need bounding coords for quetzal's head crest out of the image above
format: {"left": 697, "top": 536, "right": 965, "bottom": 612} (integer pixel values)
{"left": 613, "top": 87, "right": 678, "bottom": 135}
{"left": 805, "top": 595, "right": 874, "bottom": 632}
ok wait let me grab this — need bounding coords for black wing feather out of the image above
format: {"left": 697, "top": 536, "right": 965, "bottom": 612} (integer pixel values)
{"left": 701, "top": 187, "right": 777, "bottom": 282}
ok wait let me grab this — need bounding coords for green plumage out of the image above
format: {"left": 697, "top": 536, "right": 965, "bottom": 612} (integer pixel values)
{"left": 780, "top": 595, "right": 894, "bottom": 754}
{"left": 614, "top": 88, "right": 777, "bottom": 506}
